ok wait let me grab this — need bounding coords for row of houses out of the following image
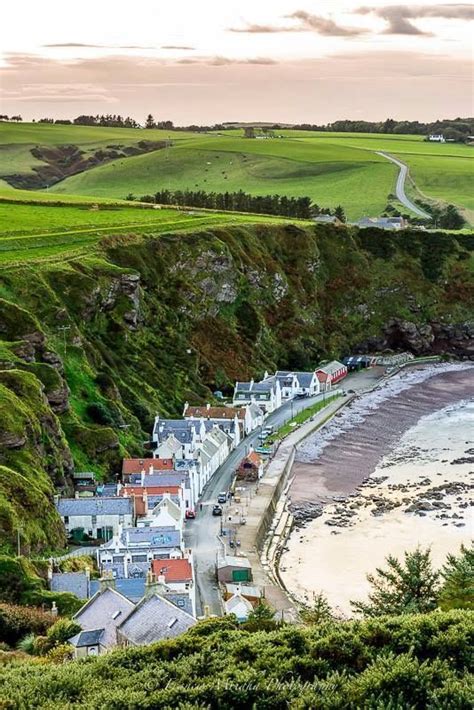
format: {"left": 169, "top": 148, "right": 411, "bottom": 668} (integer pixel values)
{"left": 54, "top": 360, "right": 352, "bottom": 654}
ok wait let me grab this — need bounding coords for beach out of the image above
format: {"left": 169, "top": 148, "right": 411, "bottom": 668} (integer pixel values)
{"left": 280, "top": 364, "right": 474, "bottom": 616}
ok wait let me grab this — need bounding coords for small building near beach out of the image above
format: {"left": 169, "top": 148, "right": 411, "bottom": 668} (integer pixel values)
{"left": 236, "top": 451, "right": 264, "bottom": 482}
{"left": 217, "top": 555, "right": 252, "bottom": 584}
{"left": 316, "top": 361, "right": 347, "bottom": 390}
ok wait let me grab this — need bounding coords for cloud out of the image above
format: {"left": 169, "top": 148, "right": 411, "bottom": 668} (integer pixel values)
{"left": 228, "top": 23, "right": 300, "bottom": 34}
{"left": 2, "top": 51, "right": 471, "bottom": 125}
{"left": 356, "top": 4, "right": 474, "bottom": 35}
{"left": 176, "top": 56, "right": 277, "bottom": 66}
{"left": 287, "top": 11, "right": 367, "bottom": 36}
{"left": 229, "top": 11, "right": 367, "bottom": 36}
{"left": 161, "top": 45, "right": 196, "bottom": 50}
{"left": 43, "top": 42, "right": 158, "bottom": 49}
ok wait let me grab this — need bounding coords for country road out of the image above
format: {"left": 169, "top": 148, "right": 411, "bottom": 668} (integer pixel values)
{"left": 184, "top": 369, "right": 383, "bottom": 616}
{"left": 376, "top": 152, "right": 431, "bottom": 219}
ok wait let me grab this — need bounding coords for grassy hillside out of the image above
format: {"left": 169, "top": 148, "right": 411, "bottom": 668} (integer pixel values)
{"left": 51, "top": 142, "right": 395, "bottom": 219}
{"left": 2, "top": 124, "right": 472, "bottom": 220}
{"left": 0, "top": 209, "right": 473, "bottom": 552}
{"left": 0, "top": 611, "right": 472, "bottom": 708}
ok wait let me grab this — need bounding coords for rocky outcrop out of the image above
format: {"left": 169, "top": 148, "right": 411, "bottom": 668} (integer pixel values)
{"left": 355, "top": 318, "right": 474, "bottom": 359}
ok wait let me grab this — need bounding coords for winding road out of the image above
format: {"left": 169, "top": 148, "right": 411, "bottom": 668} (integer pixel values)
{"left": 376, "top": 152, "right": 431, "bottom": 219}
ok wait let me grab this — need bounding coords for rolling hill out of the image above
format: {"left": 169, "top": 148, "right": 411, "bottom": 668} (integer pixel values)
{"left": 0, "top": 122, "right": 473, "bottom": 221}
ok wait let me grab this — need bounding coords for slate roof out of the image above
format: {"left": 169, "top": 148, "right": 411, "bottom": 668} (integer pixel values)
{"left": 154, "top": 419, "right": 198, "bottom": 443}
{"left": 123, "top": 526, "right": 181, "bottom": 548}
{"left": 128, "top": 473, "right": 191, "bottom": 488}
{"left": 225, "top": 583, "right": 262, "bottom": 598}
{"left": 69, "top": 628, "right": 105, "bottom": 647}
{"left": 89, "top": 578, "right": 145, "bottom": 602}
{"left": 57, "top": 497, "right": 133, "bottom": 517}
{"left": 217, "top": 556, "right": 251, "bottom": 569}
{"left": 117, "top": 593, "right": 196, "bottom": 646}
{"left": 295, "top": 372, "right": 315, "bottom": 388}
{"left": 73, "top": 587, "right": 135, "bottom": 649}
{"left": 225, "top": 594, "right": 253, "bottom": 617}
{"left": 51, "top": 572, "right": 89, "bottom": 599}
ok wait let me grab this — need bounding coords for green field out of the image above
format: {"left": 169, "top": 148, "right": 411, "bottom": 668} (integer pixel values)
{"left": 0, "top": 123, "right": 472, "bottom": 221}
{"left": 0, "top": 190, "right": 299, "bottom": 265}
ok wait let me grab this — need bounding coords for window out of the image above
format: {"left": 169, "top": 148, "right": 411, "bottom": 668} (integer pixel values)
{"left": 119, "top": 515, "right": 124, "bottom": 524}
{"left": 91, "top": 515, "right": 97, "bottom": 525}
{"left": 131, "top": 555, "right": 147, "bottom": 563}
{"left": 64, "top": 516, "right": 69, "bottom": 524}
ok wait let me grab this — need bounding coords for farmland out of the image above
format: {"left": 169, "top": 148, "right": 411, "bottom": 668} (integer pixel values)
{"left": 0, "top": 190, "right": 298, "bottom": 266}
{"left": 0, "top": 122, "right": 473, "bottom": 221}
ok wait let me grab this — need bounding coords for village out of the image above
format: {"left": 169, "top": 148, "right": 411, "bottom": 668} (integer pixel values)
{"left": 49, "top": 355, "right": 398, "bottom": 657}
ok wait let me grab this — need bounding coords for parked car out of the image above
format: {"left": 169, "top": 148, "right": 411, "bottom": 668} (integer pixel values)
{"left": 217, "top": 492, "right": 227, "bottom": 504}
{"left": 263, "top": 425, "right": 274, "bottom": 434}
{"left": 212, "top": 505, "right": 223, "bottom": 516}
{"left": 185, "top": 509, "right": 196, "bottom": 519}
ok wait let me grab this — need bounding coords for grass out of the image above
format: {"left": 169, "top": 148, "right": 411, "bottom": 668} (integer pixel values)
{"left": 51, "top": 144, "right": 395, "bottom": 218}
{"left": 1, "top": 123, "right": 472, "bottom": 221}
{"left": 0, "top": 191, "right": 303, "bottom": 266}
{"left": 269, "top": 393, "right": 342, "bottom": 442}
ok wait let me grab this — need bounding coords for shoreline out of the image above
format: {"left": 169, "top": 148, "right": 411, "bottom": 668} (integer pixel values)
{"left": 279, "top": 363, "right": 474, "bottom": 614}
{"left": 288, "top": 363, "right": 474, "bottom": 525}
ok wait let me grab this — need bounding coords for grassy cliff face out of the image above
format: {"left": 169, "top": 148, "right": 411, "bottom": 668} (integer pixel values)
{"left": 0, "top": 223, "right": 473, "bottom": 552}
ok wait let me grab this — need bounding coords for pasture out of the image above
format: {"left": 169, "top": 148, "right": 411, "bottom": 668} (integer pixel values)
{"left": 0, "top": 191, "right": 297, "bottom": 266}
{"left": 1, "top": 123, "right": 472, "bottom": 221}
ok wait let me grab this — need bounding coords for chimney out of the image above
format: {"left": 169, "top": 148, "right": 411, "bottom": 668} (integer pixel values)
{"left": 250, "top": 378, "right": 254, "bottom": 387}
{"left": 183, "top": 401, "right": 189, "bottom": 415}
{"left": 47, "top": 560, "right": 53, "bottom": 582}
{"left": 144, "top": 570, "right": 167, "bottom": 598}
{"left": 148, "top": 465, "right": 153, "bottom": 476}
{"left": 204, "top": 604, "right": 210, "bottom": 618}
{"left": 99, "top": 570, "right": 116, "bottom": 592}
{"left": 51, "top": 601, "right": 58, "bottom": 618}
{"left": 206, "top": 402, "right": 211, "bottom": 411}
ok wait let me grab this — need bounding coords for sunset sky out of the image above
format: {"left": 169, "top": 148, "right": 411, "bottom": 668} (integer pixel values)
{"left": 1, "top": 1, "right": 473, "bottom": 124}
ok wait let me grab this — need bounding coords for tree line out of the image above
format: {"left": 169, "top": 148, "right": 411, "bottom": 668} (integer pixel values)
{"left": 291, "top": 117, "right": 474, "bottom": 143}
{"left": 130, "top": 189, "right": 347, "bottom": 220}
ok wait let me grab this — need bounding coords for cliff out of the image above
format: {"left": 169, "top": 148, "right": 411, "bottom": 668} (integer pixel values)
{"left": 0, "top": 223, "right": 472, "bottom": 552}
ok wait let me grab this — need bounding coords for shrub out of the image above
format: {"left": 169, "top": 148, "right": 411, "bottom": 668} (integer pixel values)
{"left": 0, "top": 603, "right": 54, "bottom": 646}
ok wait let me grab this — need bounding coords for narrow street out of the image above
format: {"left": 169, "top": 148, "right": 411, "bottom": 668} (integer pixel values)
{"left": 184, "top": 367, "right": 383, "bottom": 615}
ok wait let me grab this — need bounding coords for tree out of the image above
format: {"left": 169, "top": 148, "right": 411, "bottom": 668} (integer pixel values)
{"left": 351, "top": 547, "right": 440, "bottom": 617}
{"left": 438, "top": 544, "right": 474, "bottom": 611}
{"left": 247, "top": 600, "right": 274, "bottom": 620}
{"left": 243, "top": 126, "right": 255, "bottom": 139}
{"left": 145, "top": 113, "right": 155, "bottom": 129}
{"left": 438, "top": 204, "right": 465, "bottom": 230}
{"left": 334, "top": 205, "right": 346, "bottom": 223}
{"left": 300, "top": 592, "right": 333, "bottom": 625}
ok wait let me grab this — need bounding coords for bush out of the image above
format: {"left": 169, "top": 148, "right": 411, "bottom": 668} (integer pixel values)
{"left": 86, "top": 402, "right": 116, "bottom": 426}
{"left": 0, "top": 603, "right": 54, "bottom": 646}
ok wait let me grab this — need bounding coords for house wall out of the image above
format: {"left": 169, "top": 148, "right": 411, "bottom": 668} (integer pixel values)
{"left": 63, "top": 513, "right": 133, "bottom": 538}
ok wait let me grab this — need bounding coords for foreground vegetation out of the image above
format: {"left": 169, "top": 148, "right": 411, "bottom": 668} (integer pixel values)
{"left": 0, "top": 610, "right": 472, "bottom": 708}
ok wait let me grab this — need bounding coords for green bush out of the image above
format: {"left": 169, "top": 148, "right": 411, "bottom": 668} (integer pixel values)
{"left": 0, "top": 603, "right": 54, "bottom": 646}
{"left": 0, "top": 610, "right": 471, "bottom": 708}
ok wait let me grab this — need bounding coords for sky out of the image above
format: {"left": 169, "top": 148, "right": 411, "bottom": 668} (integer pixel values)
{"left": 1, "top": 0, "right": 473, "bottom": 124}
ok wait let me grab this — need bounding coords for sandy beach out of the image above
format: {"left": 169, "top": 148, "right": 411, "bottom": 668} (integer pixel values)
{"left": 280, "top": 363, "right": 474, "bottom": 615}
